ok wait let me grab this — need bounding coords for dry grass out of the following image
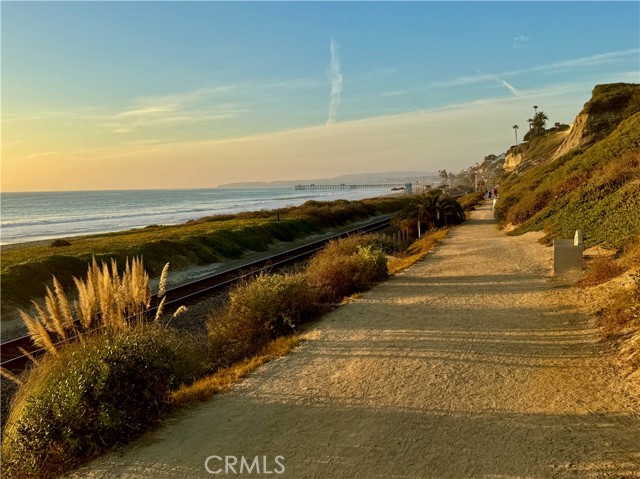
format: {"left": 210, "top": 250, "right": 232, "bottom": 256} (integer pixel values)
{"left": 17, "top": 257, "right": 167, "bottom": 357}
{"left": 578, "top": 255, "right": 626, "bottom": 287}
{"left": 170, "top": 335, "right": 302, "bottom": 405}
{"left": 580, "top": 235, "right": 640, "bottom": 374}
{"left": 622, "top": 233, "right": 640, "bottom": 269}
{"left": 597, "top": 275, "right": 640, "bottom": 338}
{"left": 388, "top": 229, "right": 449, "bottom": 275}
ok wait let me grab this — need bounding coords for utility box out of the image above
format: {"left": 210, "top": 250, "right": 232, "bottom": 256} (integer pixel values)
{"left": 553, "top": 230, "right": 584, "bottom": 274}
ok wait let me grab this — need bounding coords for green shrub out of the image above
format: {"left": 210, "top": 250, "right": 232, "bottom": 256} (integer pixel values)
{"left": 582, "top": 83, "right": 640, "bottom": 143}
{"left": 2, "top": 327, "right": 208, "bottom": 478}
{"left": 212, "top": 273, "right": 318, "bottom": 345}
{"left": 208, "top": 234, "right": 390, "bottom": 364}
{"left": 305, "top": 238, "right": 388, "bottom": 302}
{"left": 207, "top": 273, "right": 319, "bottom": 370}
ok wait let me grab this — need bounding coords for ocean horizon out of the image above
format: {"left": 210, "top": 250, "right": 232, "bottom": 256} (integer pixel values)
{"left": 0, "top": 187, "right": 395, "bottom": 245}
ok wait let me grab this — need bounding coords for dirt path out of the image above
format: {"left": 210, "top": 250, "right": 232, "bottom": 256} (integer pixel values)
{"left": 71, "top": 201, "right": 640, "bottom": 478}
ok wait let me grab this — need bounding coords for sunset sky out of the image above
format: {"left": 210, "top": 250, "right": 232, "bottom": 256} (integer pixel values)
{"left": 2, "top": 1, "right": 639, "bottom": 192}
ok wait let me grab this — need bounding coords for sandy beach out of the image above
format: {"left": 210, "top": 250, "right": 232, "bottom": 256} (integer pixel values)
{"left": 66, "top": 201, "right": 640, "bottom": 478}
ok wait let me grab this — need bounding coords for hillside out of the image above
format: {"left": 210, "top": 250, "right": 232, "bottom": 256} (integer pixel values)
{"left": 496, "top": 83, "right": 640, "bottom": 248}
{"left": 504, "top": 83, "right": 640, "bottom": 176}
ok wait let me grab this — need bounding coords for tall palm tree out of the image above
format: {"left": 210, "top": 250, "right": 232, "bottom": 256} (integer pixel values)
{"left": 512, "top": 124, "right": 519, "bottom": 144}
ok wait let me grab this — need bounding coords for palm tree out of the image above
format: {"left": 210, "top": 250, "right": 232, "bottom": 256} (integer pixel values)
{"left": 532, "top": 111, "right": 548, "bottom": 135}
{"left": 393, "top": 191, "right": 465, "bottom": 237}
{"left": 393, "top": 193, "right": 435, "bottom": 237}
{"left": 512, "top": 124, "right": 519, "bottom": 144}
{"left": 437, "top": 196, "right": 465, "bottom": 227}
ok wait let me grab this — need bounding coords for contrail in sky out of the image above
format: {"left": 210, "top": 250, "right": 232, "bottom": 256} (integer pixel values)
{"left": 326, "top": 39, "right": 343, "bottom": 125}
{"left": 495, "top": 76, "right": 522, "bottom": 96}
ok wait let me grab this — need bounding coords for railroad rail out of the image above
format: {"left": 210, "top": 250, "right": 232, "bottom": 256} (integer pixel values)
{"left": 1, "top": 216, "right": 393, "bottom": 373}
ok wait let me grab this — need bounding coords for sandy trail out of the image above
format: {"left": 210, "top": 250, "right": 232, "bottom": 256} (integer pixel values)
{"left": 71, "top": 202, "right": 640, "bottom": 478}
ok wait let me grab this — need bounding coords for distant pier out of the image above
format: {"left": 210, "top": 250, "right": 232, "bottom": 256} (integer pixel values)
{"left": 294, "top": 183, "right": 412, "bottom": 192}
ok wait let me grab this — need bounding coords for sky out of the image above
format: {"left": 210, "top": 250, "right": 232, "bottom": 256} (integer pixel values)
{"left": 1, "top": 1, "right": 639, "bottom": 192}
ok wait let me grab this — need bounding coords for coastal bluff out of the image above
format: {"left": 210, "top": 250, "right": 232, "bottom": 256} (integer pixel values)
{"left": 505, "top": 83, "right": 640, "bottom": 174}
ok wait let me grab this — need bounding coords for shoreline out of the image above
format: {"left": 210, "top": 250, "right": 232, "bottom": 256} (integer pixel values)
{"left": 1, "top": 189, "right": 404, "bottom": 248}
{"left": 0, "top": 213, "right": 392, "bottom": 342}
{"left": 0, "top": 195, "right": 409, "bottom": 338}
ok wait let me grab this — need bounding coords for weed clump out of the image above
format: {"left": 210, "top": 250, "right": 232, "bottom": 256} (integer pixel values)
{"left": 50, "top": 239, "right": 71, "bottom": 247}
{"left": 578, "top": 256, "right": 626, "bottom": 287}
{"left": 595, "top": 235, "right": 640, "bottom": 368}
{"left": 597, "top": 272, "right": 640, "bottom": 344}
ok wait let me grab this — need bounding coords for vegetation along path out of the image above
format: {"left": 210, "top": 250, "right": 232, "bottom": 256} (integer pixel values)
{"left": 71, "top": 201, "right": 640, "bottom": 478}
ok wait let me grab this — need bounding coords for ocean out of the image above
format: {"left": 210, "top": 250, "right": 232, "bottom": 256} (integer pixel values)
{"left": 0, "top": 187, "right": 394, "bottom": 245}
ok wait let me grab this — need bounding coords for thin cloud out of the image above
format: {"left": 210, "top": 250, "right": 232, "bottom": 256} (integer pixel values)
{"left": 378, "top": 48, "right": 638, "bottom": 98}
{"left": 114, "top": 106, "right": 177, "bottom": 118}
{"left": 531, "top": 49, "right": 639, "bottom": 71}
{"left": 2, "top": 110, "right": 105, "bottom": 123}
{"left": 110, "top": 79, "right": 323, "bottom": 132}
{"left": 109, "top": 111, "right": 237, "bottom": 133}
{"left": 513, "top": 34, "right": 530, "bottom": 49}
{"left": 381, "top": 90, "right": 413, "bottom": 97}
{"left": 110, "top": 86, "right": 246, "bottom": 132}
{"left": 326, "top": 39, "right": 343, "bottom": 125}
{"left": 263, "top": 79, "right": 325, "bottom": 90}
{"left": 495, "top": 77, "right": 522, "bottom": 96}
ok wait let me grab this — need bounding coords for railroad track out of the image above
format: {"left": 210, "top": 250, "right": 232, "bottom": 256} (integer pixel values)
{"left": 1, "top": 216, "right": 393, "bottom": 373}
